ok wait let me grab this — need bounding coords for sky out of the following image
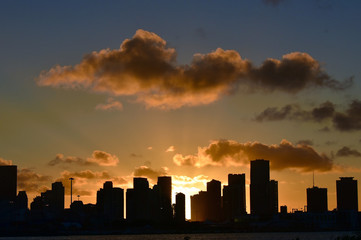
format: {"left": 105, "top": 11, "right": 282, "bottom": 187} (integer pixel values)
{"left": 1, "top": 0, "right": 361, "bottom": 219}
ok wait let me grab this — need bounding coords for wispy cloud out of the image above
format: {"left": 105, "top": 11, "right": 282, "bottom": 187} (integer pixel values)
{"left": 165, "top": 145, "right": 175, "bottom": 152}
{"left": 336, "top": 146, "right": 361, "bottom": 157}
{"left": 255, "top": 100, "right": 361, "bottom": 132}
{"left": 37, "top": 29, "right": 351, "bottom": 110}
{"left": 95, "top": 98, "right": 123, "bottom": 111}
{"left": 48, "top": 150, "right": 119, "bottom": 167}
{"left": 0, "top": 157, "right": 12, "bottom": 166}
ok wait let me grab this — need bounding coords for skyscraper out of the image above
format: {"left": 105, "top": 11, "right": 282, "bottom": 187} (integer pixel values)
{"left": 270, "top": 180, "right": 279, "bottom": 214}
{"left": 250, "top": 159, "right": 270, "bottom": 216}
{"left": 175, "top": 192, "right": 185, "bottom": 223}
{"left": 157, "top": 176, "right": 172, "bottom": 221}
{"left": 206, "top": 179, "right": 222, "bottom": 221}
{"left": 126, "top": 177, "right": 151, "bottom": 221}
{"left": 336, "top": 177, "right": 358, "bottom": 212}
{"left": 0, "top": 165, "right": 17, "bottom": 202}
{"left": 223, "top": 174, "right": 246, "bottom": 221}
{"left": 307, "top": 186, "right": 328, "bottom": 213}
{"left": 97, "top": 181, "right": 124, "bottom": 221}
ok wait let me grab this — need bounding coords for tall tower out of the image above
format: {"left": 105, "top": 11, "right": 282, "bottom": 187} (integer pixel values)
{"left": 206, "top": 179, "right": 222, "bottom": 221}
{"left": 250, "top": 159, "right": 270, "bottom": 216}
{"left": 175, "top": 192, "right": 185, "bottom": 223}
{"left": 307, "top": 186, "right": 328, "bottom": 213}
{"left": 97, "top": 181, "right": 124, "bottom": 221}
{"left": 337, "top": 177, "right": 358, "bottom": 212}
{"left": 223, "top": 174, "right": 246, "bottom": 221}
{"left": 0, "top": 165, "right": 17, "bottom": 202}
{"left": 157, "top": 176, "right": 172, "bottom": 221}
{"left": 269, "top": 180, "right": 278, "bottom": 214}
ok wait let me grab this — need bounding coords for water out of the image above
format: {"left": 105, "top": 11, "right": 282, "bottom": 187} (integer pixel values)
{"left": 1, "top": 232, "right": 358, "bottom": 240}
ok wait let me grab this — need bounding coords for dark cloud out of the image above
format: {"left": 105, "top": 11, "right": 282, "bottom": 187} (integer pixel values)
{"left": 173, "top": 139, "right": 333, "bottom": 172}
{"left": 37, "top": 29, "right": 351, "bottom": 110}
{"left": 48, "top": 151, "right": 119, "bottom": 166}
{"left": 296, "top": 140, "right": 314, "bottom": 146}
{"left": 133, "top": 165, "right": 168, "bottom": 181}
{"left": 255, "top": 100, "right": 361, "bottom": 132}
{"left": 311, "top": 101, "right": 335, "bottom": 122}
{"left": 333, "top": 100, "right": 361, "bottom": 131}
{"left": 254, "top": 104, "right": 309, "bottom": 122}
{"left": 130, "top": 153, "right": 143, "bottom": 158}
{"left": 17, "top": 168, "right": 52, "bottom": 193}
{"left": 336, "top": 146, "right": 361, "bottom": 157}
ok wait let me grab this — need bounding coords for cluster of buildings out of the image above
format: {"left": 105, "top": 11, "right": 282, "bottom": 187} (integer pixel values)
{"left": 0, "top": 159, "right": 360, "bottom": 232}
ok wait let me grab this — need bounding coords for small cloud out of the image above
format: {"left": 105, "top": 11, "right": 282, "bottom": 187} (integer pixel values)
{"left": 166, "top": 145, "right": 175, "bottom": 152}
{"left": 336, "top": 146, "right": 361, "bottom": 158}
{"left": 296, "top": 140, "right": 314, "bottom": 146}
{"left": 130, "top": 153, "right": 142, "bottom": 158}
{"left": 0, "top": 157, "right": 12, "bottom": 166}
{"left": 133, "top": 165, "right": 168, "bottom": 181}
{"left": 147, "top": 146, "right": 153, "bottom": 150}
{"left": 95, "top": 98, "right": 123, "bottom": 111}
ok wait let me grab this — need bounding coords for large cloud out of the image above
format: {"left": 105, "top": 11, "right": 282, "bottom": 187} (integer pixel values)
{"left": 17, "top": 168, "right": 52, "bottom": 193}
{"left": 48, "top": 150, "right": 119, "bottom": 166}
{"left": 173, "top": 139, "right": 333, "bottom": 172}
{"left": 255, "top": 100, "right": 361, "bottom": 132}
{"left": 37, "top": 29, "right": 351, "bottom": 110}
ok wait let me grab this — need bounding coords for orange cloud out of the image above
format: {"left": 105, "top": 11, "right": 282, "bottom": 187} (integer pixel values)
{"left": 48, "top": 150, "right": 119, "bottom": 166}
{"left": 173, "top": 139, "right": 333, "bottom": 172}
{"left": 165, "top": 145, "right": 175, "bottom": 152}
{"left": 0, "top": 157, "right": 12, "bottom": 166}
{"left": 55, "top": 170, "right": 127, "bottom": 196}
{"left": 37, "top": 29, "right": 351, "bottom": 110}
{"left": 95, "top": 97, "right": 123, "bottom": 111}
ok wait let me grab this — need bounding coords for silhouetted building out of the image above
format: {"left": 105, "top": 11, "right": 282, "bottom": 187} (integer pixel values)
{"left": 51, "top": 182, "right": 64, "bottom": 212}
{"left": 250, "top": 159, "right": 271, "bottom": 216}
{"left": 126, "top": 177, "right": 151, "bottom": 222}
{"left": 175, "top": 192, "right": 185, "bottom": 223}
{"left": 97, "top": 181, "right": 124, "bottom": 221}
{"left": 223, "top": 174, "right": 246, "bottom": 221}
{"left": 270, "top": 180, "right": 278, "bottom": 214}
{"left": 206, "top": 179, "right": 222, "bottom": 222}
{"left": 0, "top": 165, "right": 17, "bottom": 202}
{"left": 15, "top": 191, "right": 28, "bottom": 210}
{"left": 191, "top": 190, "right": 207, "bottom": 222}
{"left": 280, "top": 205, "right": 287, "bottom": 214}
{"left": 336, "top": 177, "right": 358, "bottom": 212}
{"left": 157, "top": 176, "right": 172, "bottom": 222}
{"left": 307, "top": 186, "right": 328, "bottom": 213}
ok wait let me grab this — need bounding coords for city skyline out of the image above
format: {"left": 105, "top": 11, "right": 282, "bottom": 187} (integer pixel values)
{"left": 1, "top": 1, "right": 361, "bottom": 221}
{"left": 1, "top": 159, "right": 359, "bottom": 221}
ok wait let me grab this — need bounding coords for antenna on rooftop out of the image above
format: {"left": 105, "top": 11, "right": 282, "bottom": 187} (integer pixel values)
{"left": 312, "top": 171, "right": 315, "bottom": 187}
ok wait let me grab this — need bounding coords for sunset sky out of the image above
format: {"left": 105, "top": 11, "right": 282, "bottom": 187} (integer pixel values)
{"left": 1, "top": 1, "right": 361, "bottom": 219}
